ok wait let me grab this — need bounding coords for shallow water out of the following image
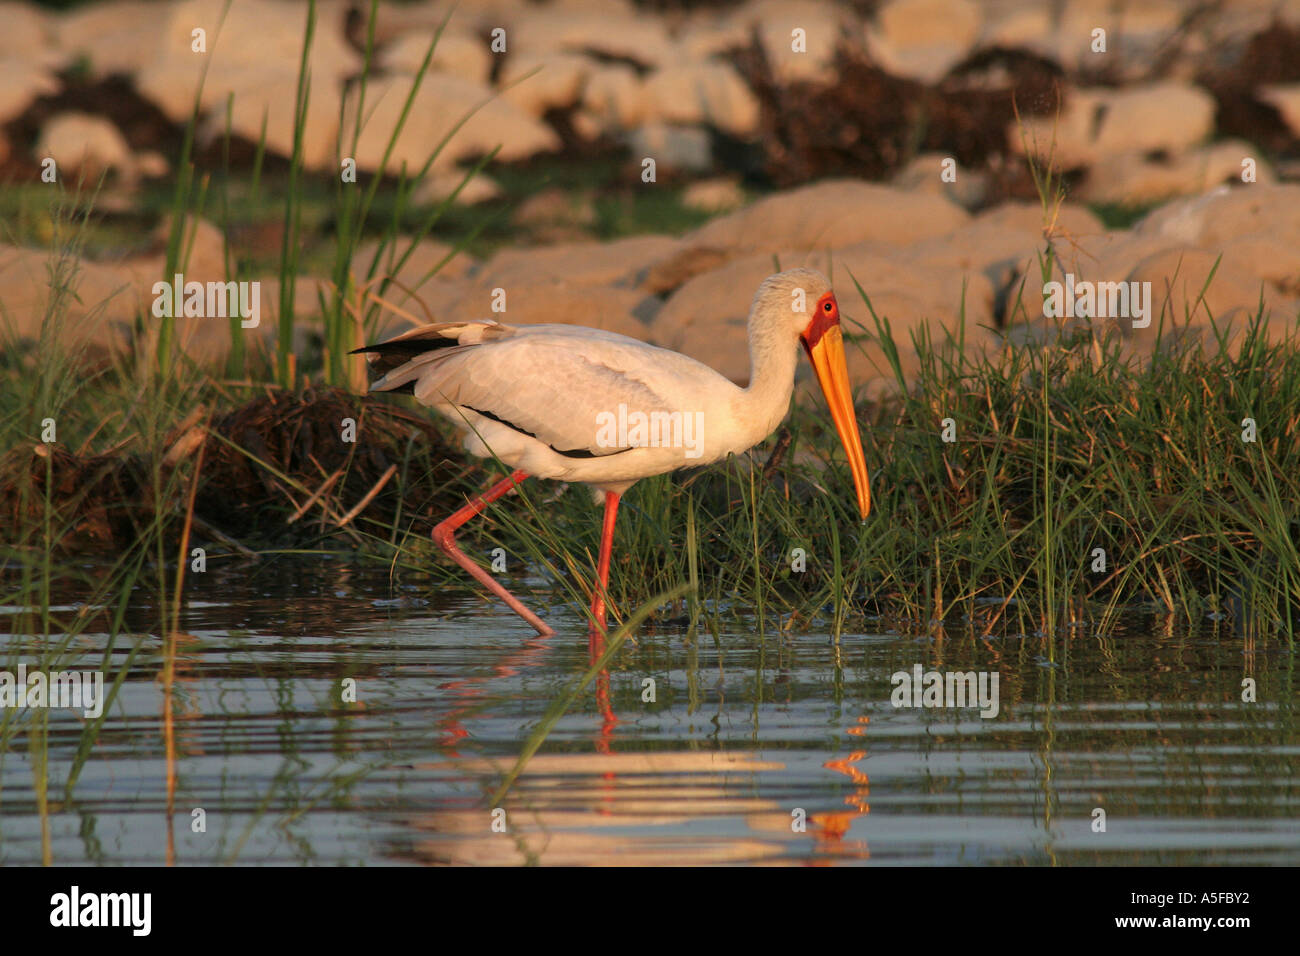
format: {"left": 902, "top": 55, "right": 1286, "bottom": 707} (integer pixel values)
{"left": 1, "top": 557, "right": 1296, "bottom": 865}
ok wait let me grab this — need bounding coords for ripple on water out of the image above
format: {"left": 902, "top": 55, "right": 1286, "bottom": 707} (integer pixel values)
{"left": 1, "top": 558, "right": 1296, "bottom": 864}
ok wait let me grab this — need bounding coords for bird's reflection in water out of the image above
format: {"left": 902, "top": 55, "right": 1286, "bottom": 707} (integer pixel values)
{"left": 813, "top": 715, "right": 871, "bottom": 861}
{"left": 435, "top": 629, "right": 555, "bottom": 753}
{"left": 411, "top": 624, "right": 882, "bottom": 864}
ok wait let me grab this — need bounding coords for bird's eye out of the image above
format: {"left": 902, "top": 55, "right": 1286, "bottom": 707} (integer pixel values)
{"left": 823, "top": 301, "right": 833, "bottom": 312}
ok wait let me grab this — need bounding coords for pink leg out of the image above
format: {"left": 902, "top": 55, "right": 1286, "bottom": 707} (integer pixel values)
{"left": 432, "top": 469, "right": 555, "bottom": 636}
{"left": 588, "top": 491, "right": 621, "bottom": 639}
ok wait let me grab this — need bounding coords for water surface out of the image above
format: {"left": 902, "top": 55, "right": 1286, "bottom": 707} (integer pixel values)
{"left": 1, "top": 558, "right": 1296, "bottom": 865}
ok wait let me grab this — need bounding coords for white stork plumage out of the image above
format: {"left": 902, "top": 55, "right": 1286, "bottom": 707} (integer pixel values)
{"left": 355, "top": 267, "right": 871, "bottom": 637}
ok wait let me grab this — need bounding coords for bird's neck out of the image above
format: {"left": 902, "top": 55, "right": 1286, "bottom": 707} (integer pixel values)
{"left": 739, "top": 318, "right": 799, "bottom": 435}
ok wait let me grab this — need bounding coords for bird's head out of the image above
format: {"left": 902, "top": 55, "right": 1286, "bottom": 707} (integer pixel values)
{"left": 755, "top": 268, "right": 871, "bottom": 520}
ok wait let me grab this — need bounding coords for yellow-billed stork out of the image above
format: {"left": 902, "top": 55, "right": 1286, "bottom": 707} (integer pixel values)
{"left": 355, "top": 268, "right": 871, "bottom": 637}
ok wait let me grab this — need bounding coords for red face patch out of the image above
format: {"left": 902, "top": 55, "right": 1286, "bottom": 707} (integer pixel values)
{"left": 802, "top": 292, "right": 840, "bottom": 349}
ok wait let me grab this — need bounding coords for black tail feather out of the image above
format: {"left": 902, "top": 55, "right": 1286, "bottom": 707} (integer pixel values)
{"left": 351, "top": 335, "right": 462, "bottom": 377}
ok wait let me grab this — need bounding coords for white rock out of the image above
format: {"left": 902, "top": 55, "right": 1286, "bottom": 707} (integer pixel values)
{"left": 57, "top": 1, "right": 163, "bottom": 78}
{"left": 686, "top": 180, "right": 970, "bottom": 254}
{"left": 982, "top": 6, "right": 1055, "bottom": 59}
{"left": 903, "top": 222, "right": 1040, "bottom": 292}
{"left": 582, "top": 62, "right": 645, "bottom": 130}
{"left": 743, "top": 0, "right": 849, "bottom": 84}
{"left": 0, "top": 2, "right": 63, "bottom": 69}
{"left": 194, "top": 68, "right": 344, "bottom": 170}
{"left": 512, "top": 8, "right": 677, "bottom": 70}
{"left": 975, "top": 201, "right": 1104, "bottom": 238}
{"left": 380, "top": 30, "right": 493, "bottom": 86}
{"left": 476, "top": 235, "right": 681, "bottom": 290}
{"left": 675, "top": 13, "right": 753, "bottom": 62}
{"left": 1135, "top": 184, "right": 1300, "bottom": 248}
{"left": 1051, "top": 0, "right": 1185, "bottom": 72}
{"left": 359, "top": 0, "right": 491, "bottom": 44}
{"left": 682, "top": 178, "right": 746, "bottom": 213}
{"left": 355, "top": 236, "right": 477, "bottom": 286}
{"left": 446, "top": 278, "right": 652, "bottom": 339}
{"left": 152, "top": 214, "right": 227, "bottom": 281}
{"left": 1217, "top": 234, "right": 1300, "bottom": 290}
{"left": 135, "top": 0, "right": 358, "bottom": 169}
{"left": 412, "top": 171, "right": 504, "bottom": 206}
{"left": 626, "top": 123, "right": 712, "bottom": 172}
{"left": 642, "top": 62, "right": 761, "bottom": 137}
{"left": 0, "top": 244, "right": 146, "bottom": 349}
{"left": 891, "top": 153, "right": 987, "bottom": 210}
{"left": 0, "top": 58, "right": 59, "bottom": 124}
{"left": 1258, "top": 84, "right": 1300, "bottom": 139}
{"left": 1126, "top": 246, "right": 1268, "bottom": 325}
{"left": 1082, "top": 141, "right": 1273, "bottom": 205}
{"left": 35, "top": 113, "right": 136, "bottom": 184}
{"left": 568, "top": 108, "right": 603, "bottom": 141}
{"left": 499, "top": 52, "right": 592, "bottom": 117}
{"left": 651, "top": 247, "right": 993, "bottom": 385}
{"left": 1013, "top": 82, "right": 1216, "bottom": 168}
{"left": 341, "top": 73, "right": 561, "bottom": 174}
{"left": 866, "top": 0, "right": 982, "bottom": 84}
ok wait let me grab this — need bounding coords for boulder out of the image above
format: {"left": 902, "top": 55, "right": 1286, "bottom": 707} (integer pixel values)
{"left": 649, "top": 254, "right": 779, "bottom": 353}
{"left": 0, "top": 1, "right": 62, "bottom": 69}
{"left": 1081, "top": 141, "right": 1271, "bottom": 205}
{"left": 411, "top": 170, "right": 504, "bottom": 206}
{"left": 56, "top": 1, "right": 163, "bottom": 78}
{"left": 135, "top": 0, "right": 357, "bottom": 169}
{"left": 1258, "top": 84, "right": 1300, "bottom": 139}
{"left": 903, "top": 222, "right": 1041, "bottom": 296}
{"left": 973, "top": 201, "right": 1105, "bottom": 239}
{"left": 1040, "top": 0, "right": 1184, "bottom": 72}
{"left": 650, "top": 248, "right": 992, "bottom": 375}
{"left": 682, "top": 178, "right": 747, "bottom": 213}
{"left": 341, "top": 73, "right": 561, "bottom": 174}
{"left": 152, "top": 215, "right": 228, "bottom": 283}
{"left": 0, "top": 245, "right": 141, "bottom": 350}
{"left": 674, "top": 316, "right": 752, "bottom": 384}
{"left": 682, "top": 180, "right": 970, "bottom": 256}
{"left": 1126, "top": 246, "right": 1270, "bottom": 326}
{"left": 511, "top": 7, "right": 677, "bottom": 69}
{"left": 675, "top": 13, "right": 752, "bottom": 62}
{"left": 380, "top": 30, "right": 493, "bottom": 85}
{"left": 442, "top": 280, "right": 653, "bottom": 339}
{"left": 35, "top": 113, "right": 137, "bottom": 185}
{"left": 1216, "top": 234, "right": 1300, "bottom": 292}
{"left": 582, "top": 62, "right": 646, "bottom": 130}
{"left": 0, "top": 59, "right": 59, "bottom": 125}
{"left": 1013, "top": 82, "right": 1216, "bottom": 169}
{"left": 355, "top": 237, "right": 478, "bottom": 285}
{"left": 865, "top": 0, "right": 982, "bottom": 84}
{"left": 1134, "top": 185, "right": 1300, "bottom": 248}
{"left": 625, "top": 123, "right": 712, "bottom": 173}
{"left": 499, "top": 51, "right": 592, "bottom": 118}
{"left": 642, "top": 62, "right": 761, "bottom": 137}
{"left": 984, "top": 0, "right": 1184, "bottom": 73}
{"left": 742, "top": 0, "right": 849, "bottom": 85}
{"left": 891, "top": 153, "right": 988, "bottom": 210}
{"left": 476, "top": 235, "right": 681, "bottom": 290}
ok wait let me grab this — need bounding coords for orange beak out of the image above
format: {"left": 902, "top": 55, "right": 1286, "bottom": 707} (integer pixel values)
{"left": 803, "top": 323, "right": 871, "bottom": 520}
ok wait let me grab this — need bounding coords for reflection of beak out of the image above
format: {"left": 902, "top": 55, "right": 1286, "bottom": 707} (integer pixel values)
{"left": 803, "top": 325, "right": 871, "bottom": 519}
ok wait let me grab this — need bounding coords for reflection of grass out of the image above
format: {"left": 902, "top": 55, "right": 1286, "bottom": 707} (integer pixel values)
{"left": 489, "top": 582, "right": 691, "bottom": 808}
